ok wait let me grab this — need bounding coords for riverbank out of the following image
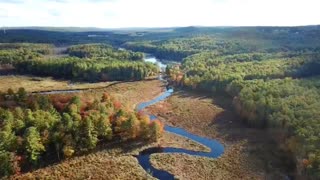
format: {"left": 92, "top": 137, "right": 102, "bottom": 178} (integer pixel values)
{"left": 146, "top": 90, "right": 292, "bottom": 179}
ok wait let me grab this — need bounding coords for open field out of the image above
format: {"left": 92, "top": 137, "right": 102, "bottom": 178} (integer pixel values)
{"left": 0, "top": 75, "right": 164, "bottom": 109}
{"left": 150, "top": 143, "right": 263, "bottom": 180}
{"left": 146, "top": 90, "right": 293, "bottom": 179}
{"left": 12, "top": 155, "right": 155, "bottom": 180}
{"left": 78, "top": 78, "right": 166, "bottom": 109}
{"left": 0, "top": 75, "right": 114, "bottom": 92}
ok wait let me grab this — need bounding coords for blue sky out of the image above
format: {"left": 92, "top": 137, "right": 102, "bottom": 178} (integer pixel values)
{"left": 0, "top": 0, "right": 319, "bottom": 28}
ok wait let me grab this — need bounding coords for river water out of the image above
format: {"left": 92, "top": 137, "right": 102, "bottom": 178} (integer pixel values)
{"left": 144, "top": 55, "right": 167, "bottom": 73}
{"left": 135, "top": 56, "right": 224, "bottom": 180}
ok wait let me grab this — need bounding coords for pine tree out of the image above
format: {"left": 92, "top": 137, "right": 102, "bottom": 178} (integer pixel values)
{"left": 24, "top": 127, "right": 45, "bottom": 164}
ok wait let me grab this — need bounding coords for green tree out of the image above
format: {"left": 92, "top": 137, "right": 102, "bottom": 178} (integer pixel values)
{"left": 15, "top": 87, "right": 27, "bottom": 103}
{"left": 0, "top": 151, "right": 17, "bottom": 177}
{"left": 24, "top": 127, "right": 45, "bottom": 164}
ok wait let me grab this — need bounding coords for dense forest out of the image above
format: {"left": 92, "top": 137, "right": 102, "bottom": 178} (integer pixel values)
{"left": 67, "top": 44, "right": 144, "bottom": 60}
{"left": 0, "top": 88, "right": 163, "bottom": 176}
{"left": 124, "top": 26, "right": 320, "bottom": 61}
{"left": 15, "top": 58, "right": 157, "bottom": 82}
{"left": 0, "top": 43, "right": 53, "bottom": 64}
{"left": 0, "top": 43, "right": 158, "bottom": 81}
{"left": 0, "top": 29, "right": 125, "bottom": 46}
{"left": 167, "top": 52, "right": 320, "bottom": 178}
{"left": 124, "top": 36, "right": 262, "bottom": 61}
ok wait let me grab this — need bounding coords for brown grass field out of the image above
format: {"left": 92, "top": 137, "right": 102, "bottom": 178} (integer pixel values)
{"left": 9, "top": 131, "right": 209, "bottom": 180}
{"left": 0, "top": 75, "right": 113, "bottom": 92}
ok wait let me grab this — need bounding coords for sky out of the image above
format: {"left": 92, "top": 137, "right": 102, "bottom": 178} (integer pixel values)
{"left": 0, "top": 0, "right": 320, "bottom": 28}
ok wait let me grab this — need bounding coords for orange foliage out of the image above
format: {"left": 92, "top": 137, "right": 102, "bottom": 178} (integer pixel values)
{"left": 50, "top": 94, "right": 73, "bottom": 112}
{"left": 302, "top": 159, "right": 310, "bottom": 167}
{"left": 50, "top": 94, "right": 72, "bottom": 104}
{"left": 80, "top": 96, "right": 94, "bottom": 109}
{"left": 101, "top": 92, "right": 111, "bottom": 102}
{"left": 109, "top": 114, "right": 116, "bottom": 122}
{"left": 54, "top": 101, "right": 67, "bottom": 112}
{"left": 112, "top": 100, "right": 122, "bottom": 109}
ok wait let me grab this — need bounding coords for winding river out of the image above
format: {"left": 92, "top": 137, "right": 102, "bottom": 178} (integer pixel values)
{"left": 134, "top": 57, "right": 224, "bottom": 180}
{"left": 31, "top": 55, "right": 225, "bottom": 179}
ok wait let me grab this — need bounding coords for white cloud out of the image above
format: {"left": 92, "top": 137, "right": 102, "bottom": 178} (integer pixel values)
{"left": 0, "top": 0, "right": 319, "bottom": 27}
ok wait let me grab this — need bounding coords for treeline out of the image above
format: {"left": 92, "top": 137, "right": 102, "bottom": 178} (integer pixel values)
{"left": 229, "top": 78, "right": 320, "bottom": 177}
{"left": 124, "top": 37, "right": 258, "bottom": 61}
{"left": 124, "top": 30, "right": 320, "bottom": 61}
{"left": 124, "top": 36, "right": 242, "bottom": 61}
{"left": 67, "top": 44, "right": 144, "bottom": 61}
{"left": 0, "top": 43, "right": 53, "bottom": 64}
{"left": 0, "top": 43, "right": 54, "bottom": 55}
{"left": 0, "top": 29, "right": 128, "bottom": 46}
{"left": 169, "top": 53, "right": 317, "bottom": 92}
{"left": 2, "top": 26, "right": 320, "bottom": 51}
{"left": 167, "top": 53, "right": 320, "bottom": 178}
{"left": 0, "top": 43, "right": 158, "bottom": 82}
{"left": 0, "top": 88, "right": 163, "bottom": 177}
{"left": 124, "top": 41, "right": 194, "bottom": 61}
{"left": 14, "top": 57, "right": 158, "bottom": 82}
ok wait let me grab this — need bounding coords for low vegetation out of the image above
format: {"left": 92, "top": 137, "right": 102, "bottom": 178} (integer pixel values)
{"left": 150, "top": 143, "right": 263, "bottom": 180}
{"left": 0, "top": 76, "right": 115, "bottom": 93}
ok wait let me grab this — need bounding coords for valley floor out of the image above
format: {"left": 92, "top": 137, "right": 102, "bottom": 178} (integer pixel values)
{"left": 7, "top": 78, "right": 208, "bottom": 179}
{"left": 5, "top": 78, "right": 291, "bottom": 180}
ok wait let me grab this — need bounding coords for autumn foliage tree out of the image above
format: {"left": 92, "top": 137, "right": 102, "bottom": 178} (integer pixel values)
{"left": 0, "top": 88, "right": 163, "bottom": 177}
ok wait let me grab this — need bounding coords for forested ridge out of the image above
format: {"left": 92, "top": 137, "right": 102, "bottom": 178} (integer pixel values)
{"left": 124, "top": 26, "right": 320, "bottom": 61}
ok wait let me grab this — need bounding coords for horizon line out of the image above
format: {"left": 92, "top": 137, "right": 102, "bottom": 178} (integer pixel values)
{"left": 2, "top": 24, "right": 320, "bottom": 30}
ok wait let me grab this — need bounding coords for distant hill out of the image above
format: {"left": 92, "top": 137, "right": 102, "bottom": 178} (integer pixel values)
{"left": 1, "top": 25, "right": 320, "bottom": 47}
